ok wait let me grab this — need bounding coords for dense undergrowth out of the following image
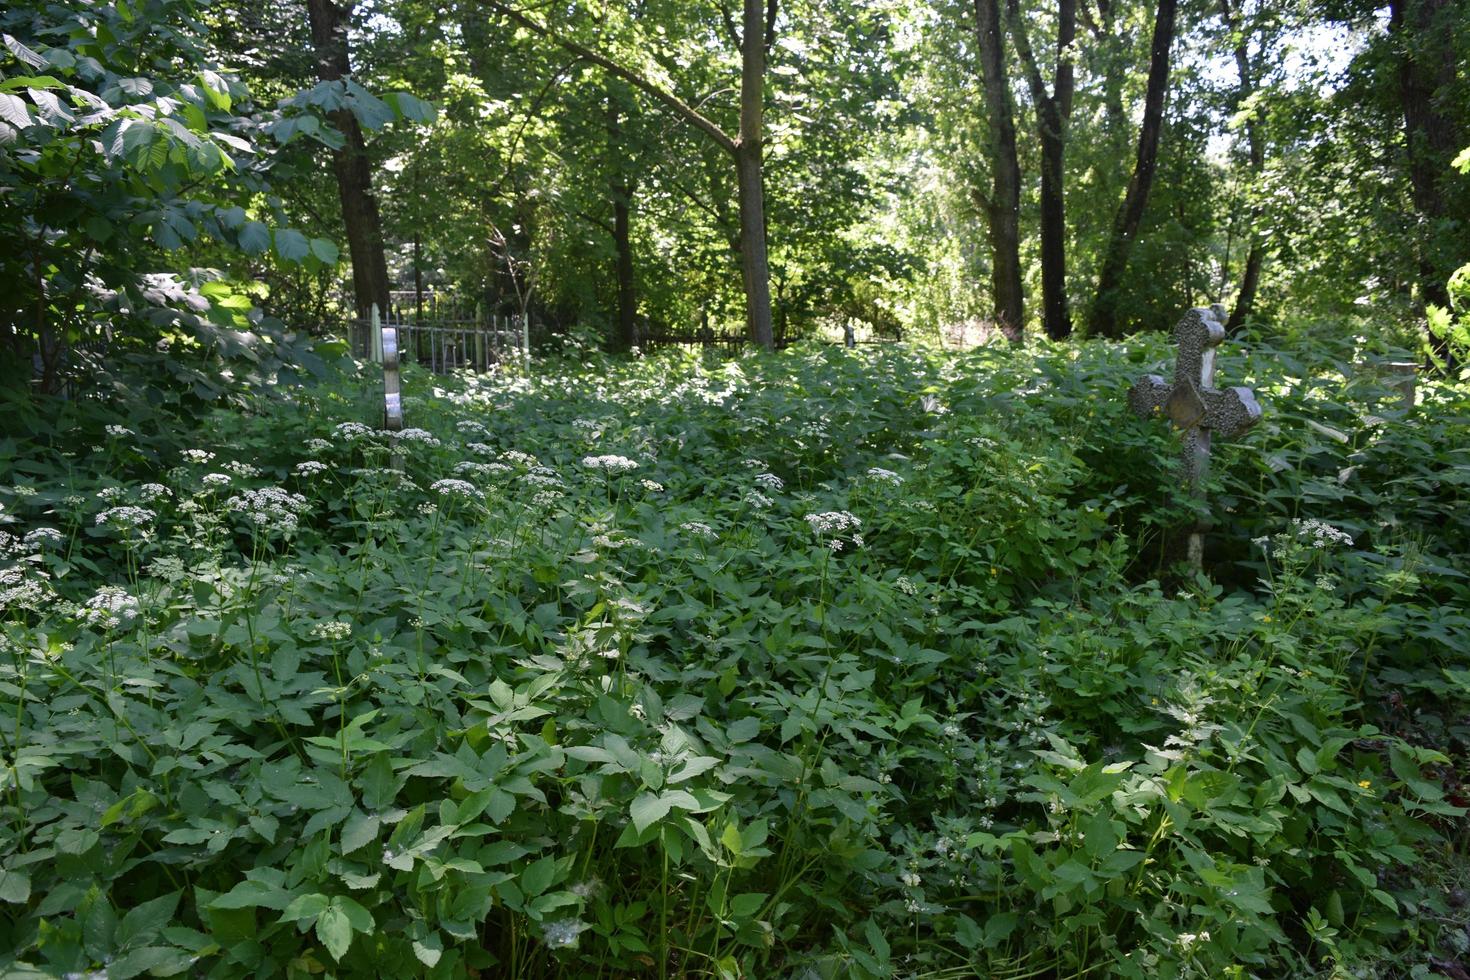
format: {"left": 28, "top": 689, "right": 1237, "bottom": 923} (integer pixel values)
{"left": 1, "top": 333, "right": 1468, "bottom": 978}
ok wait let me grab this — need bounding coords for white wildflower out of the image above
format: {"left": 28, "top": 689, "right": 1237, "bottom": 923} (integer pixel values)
{"left": 333, "top": 422, "right": 374, "bottom": 441}
{"left": 24, "top": 527, "right": 64, "bottom": 548}
{"left": 680, "top": 521, "right": 716, "bottom": 540}
{"left": 105, "top": 424, "right": 133, "bottom": 437}
{"left": 431, "top": 479, "right": 484, "bottom": 502}
{"left": 582, "top": 454, "right": 639, "bottom": 473}
{"left": 202, "top": 473, "right": 232, "bottom": 487}
{"left": 866, "top": 467, "right": 903, "bottom": 485}
{"left": 80, "top": 586, "right": 140, "bottom": 629}
{"left": 226, "top": 487, "right": 309, "bottom": 534}
{"left": 310, "top": 621, "right": 352, "bottom": 642}
{"left": 305, "top": 438, "right": 332, "bottom": 453}
{"left": 639, "top": 479, "right": 664, "bottom": 492}
{"left": 181, "top": 449, "right": 215, "bottom": 465}
{"left": 393, "top": 427, "right": 441, "bottom": 446}
{"left": 295, "top": 460, "right": 329, "bottom": 476}
{"left": 225, "top": 461, "right": 260, "bottom": 478}
{"left": 95, "top": 506, "right": 155, "bottom": 530}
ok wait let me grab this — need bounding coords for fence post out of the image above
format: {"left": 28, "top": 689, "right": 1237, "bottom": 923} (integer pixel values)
{"left": 370, "top": 304, "right": 383, "bottom": 364}
{"left": 521, "top": 313, "right": 530, "bottom": 371}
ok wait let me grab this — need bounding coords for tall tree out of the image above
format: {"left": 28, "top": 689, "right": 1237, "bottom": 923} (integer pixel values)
{"left": 607, "top": 85, "right": 640, "bottom": 350}
{"left": 1088, "top": 0, "right": 1179, "bottom": 338}
{"left": 971, "top": 0, "right": 1026, "bottom": 341}
{"left": 1387, "top": 0, "right": 1466, "bottom": 366}
{"left": 306, "top": 0, "right": 392, "bottom": 318}
{"left": 1008, "top": 0, "right": 1077, "bottom": 340}
{"left": 485, "top": 0, "right": 778, "bottom": 349}
{"left": 1219, "top": 0, "right": 1264, "bottom": 332}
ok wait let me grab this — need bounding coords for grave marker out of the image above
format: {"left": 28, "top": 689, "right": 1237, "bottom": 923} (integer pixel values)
{"left": 1128, "top": 305, "right": 1261, "bottom": 568}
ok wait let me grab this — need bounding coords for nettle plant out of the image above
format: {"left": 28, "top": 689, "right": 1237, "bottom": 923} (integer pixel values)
{"left": 0, "top": 341, "right": 1466, "bottom": 978}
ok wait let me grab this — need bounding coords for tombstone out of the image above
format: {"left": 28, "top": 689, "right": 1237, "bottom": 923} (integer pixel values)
{"left": 843, "top": 321, "right": 856, "bottom": 349}
{"left": 1128, "top": 305, "right": 1261, "bottom": 569}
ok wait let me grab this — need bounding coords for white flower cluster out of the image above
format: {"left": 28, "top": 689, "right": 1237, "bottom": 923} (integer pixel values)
{"left": 1291, "top": 518, "right": 1354, "bottom": 548}
{"left": 333, "top": 421, "right": 374, "bottom": 441}
{"left": 680, "top": 521, "right": 717, "bottom": 539}
{"left": 393, "top": 427, "right": 441, "bottom": 446}
{"left": 139, "top": 483, "right": 172, "bottom": 501}
{"left": 866, "top": 467, "right": 903, "bottom": 485}
{"left": 81, "top": 586, "right": 140, "bottom": 629}
{"left": 24, "top": 527, "right": 64, "bottom": 548}
{"left": 582, "top": 455, "right": 639, "bottom": 473}
{"left": 466, "top": 442, "right": 497, "bottom": 457}
{"left": 639, "top": 479, "right": 664, "bottom": 493}
{"left": 225, "top": 461, "right": 260, "bottom": 478}
{"left": 295, "top": 460, "right": 329, "bottom": 477}
{"left": 310, "top": 621, "right": 352, "bottom": 642}
{"left": 755, "top": 472, "right": 784, "bottom": 491}
{"left": 202, "top": 473, "right": 232, "bottom": 487}
{"left": 454, "top": 461, "right": 508, "bottom": 478}
{"left": 181, "top": 449, "right": 215, "bottom": 465}
{"left": 226, "top": 487, "right": 309, "bottom": 533}
{"left": 501, "top": 450, "right": 539, "bottom": 466}
{"left": 305, "top": 438, "right": 332, "bottom": 453}
{"left": 95, "top": 506, "right": 155, "bottom": 530}
{"left": 105, "top": 424, "right": 134, "bottom": 437}
{"left": 431, "top": 478, "right": 484, "bottom": 502}
{"left": 96, "top": 487, "right": 124, "bottom": 502}
{"left": 805, "top": 511, "right": 861, "bottom": 536}
{"left": 744, "top": 490, "right": 773, "bottom": 509}
{"left": 456, "top": 420, "right": 488, "bottom": 436}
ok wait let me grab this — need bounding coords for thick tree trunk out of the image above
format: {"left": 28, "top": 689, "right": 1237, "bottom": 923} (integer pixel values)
{"left": 738, "top": 0, "right": 776, "bottom": 350}
{"left": 1088, "top": 0, "right": 1178, "bottom": 338}
{"left": 1010, "top": 0, "right": 1076, "bottom": 340}
{"left": 973, "top": 0, "right": 1025, "bottom": 341}
{"left": 606, "top": 92, "right": 640, "bottom": 350}
{"left": 1389, "top": 0, "right": 1464, "bottom": 368}
{"left": 306, "top": 0, "right": 391, "bottom": 319}
{"left": 1221, "top": 0, "right": 1263, "bottom": 333}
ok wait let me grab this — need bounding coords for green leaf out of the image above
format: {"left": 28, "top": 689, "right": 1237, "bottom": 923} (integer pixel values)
{"left": 117, "top": 891, "right": 179, "bottom": 947}
{"left": 238, "top": 221, "right": 270, "bottom": 255}
{"left": 274, "top": 228, "right": 310, "bottom": 263}
{"left": 316, "top": 905, "right": 352, "bottom": 961}
{"left": 630, "top": 792, "right": 672, "bottom": 833}
{"left": 0, "top": 869, "right": 30, "bottom": 904}
{"left": 520, "top": 856, "right": 557, "bottom": 897}
{"left": 339, "top": 810, "right": 379, "bottom": 854}
{"left": 309, "top": 237, "right": 340, "bottom": 264}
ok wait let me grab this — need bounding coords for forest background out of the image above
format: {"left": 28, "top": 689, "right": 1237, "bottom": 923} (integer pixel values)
{"left": 0, "top": 0, "right": 1466, "bottom": 376}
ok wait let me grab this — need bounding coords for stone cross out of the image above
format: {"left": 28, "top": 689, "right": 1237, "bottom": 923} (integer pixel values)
{"left": 1128, "top": 305, "right": 1261, "bottom": 567}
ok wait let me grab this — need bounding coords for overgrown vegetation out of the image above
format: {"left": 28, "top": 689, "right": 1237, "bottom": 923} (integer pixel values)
{"left": 2, "top": 338, "right": 1467, "bottom": 978}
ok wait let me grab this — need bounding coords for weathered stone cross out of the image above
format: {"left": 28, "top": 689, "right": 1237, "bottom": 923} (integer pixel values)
{"left": 1128, "top": 305, "right": 1261, "bottom": 568}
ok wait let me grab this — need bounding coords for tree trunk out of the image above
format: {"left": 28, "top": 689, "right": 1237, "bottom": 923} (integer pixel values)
{"left": 606, "top": 90, "right": 640, "bottom": 350}
{"left": 973, "top": 0, "right": 1025, "bottom": 341}
{"left": 306, "top": 0, "right": 391, "bottom": 319}
{"left": 1088, "top": 0, "right": 1178, "bottom": 338}
{"left": 1389, "top": 0, "right": 1464, "bottom": 368}
{"left": 1220, "top": 0, "right": 1263, "bottom": 333}
{"left": 1010, "top": 0, "right": 1076, "bottom": 340}
{"left": 738, "top": 0, "right": 776, "bottom": 350}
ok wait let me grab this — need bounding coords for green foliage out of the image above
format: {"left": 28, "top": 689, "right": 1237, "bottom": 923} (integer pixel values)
{"left": 1, "top": 338, "right": 1467, "bottom": 977}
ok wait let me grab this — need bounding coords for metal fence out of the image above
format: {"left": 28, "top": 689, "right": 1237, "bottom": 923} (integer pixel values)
{"left": 347, "top": 306, "right": 529, "bottom": 374}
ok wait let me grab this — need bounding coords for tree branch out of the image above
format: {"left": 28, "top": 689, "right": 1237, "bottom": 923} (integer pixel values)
{"left": 484, "top": 1, "right": 737, "bottom": 155}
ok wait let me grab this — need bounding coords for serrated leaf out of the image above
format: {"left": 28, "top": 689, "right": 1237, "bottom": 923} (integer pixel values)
{"left": 316, "top": 905, "right": 352, "bottom": 961}
{"left": 339, "top": 810, "right": 379, "bottom": 854}
{"left": 630, "top": 792, "right": 671, "bottom": 833}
